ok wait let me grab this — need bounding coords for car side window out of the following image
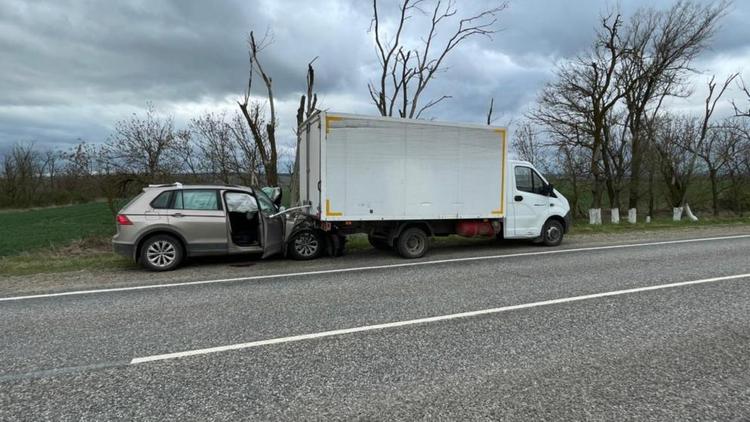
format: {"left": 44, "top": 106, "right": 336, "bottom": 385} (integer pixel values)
{"left": 172, "top": 190, "right": 221, "bottom": 210}
{"left": 150, "top": 191, "right": 172, "bottom": 209}
{"left": 515, "top": 167, "right": 533, "bottom": 193}
{"left": 225, "top": 192, "right": 258, "bottom": 213}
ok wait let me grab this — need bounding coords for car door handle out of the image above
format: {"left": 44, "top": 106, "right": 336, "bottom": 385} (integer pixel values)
{"left": 533, "top": 204, "right": 546, "bottom": 207}
{"left": 171, "top": 213, "right": 184, "bottom": 218}
{"left": 514, "top": 195, "right": 523, "bottom": 202}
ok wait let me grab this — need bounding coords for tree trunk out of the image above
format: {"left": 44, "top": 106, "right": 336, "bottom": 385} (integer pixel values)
{"left": 628, "top": 131, "right": 642, "bottom": 210}
{"left": 673, "top": 207, "right": 683, "bottom": 221}
{"left": 647, "top": 164, "right": 655, "bottom": 219}
{"left": 588, "top": 208, "right": 602, "bottom": 225}
{"left": 610, "top": 208, "right": 620, "bottom": 224}
{"left": 684, "top": 202, "right": 699, "bottom": 221}
{"left": 708, "top": 167, "right": 719, "bottom": 217}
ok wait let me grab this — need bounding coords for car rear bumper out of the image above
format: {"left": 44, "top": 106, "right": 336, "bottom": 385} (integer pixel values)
{"left": 112, "top": 241, "right": 135, "bottom": 259}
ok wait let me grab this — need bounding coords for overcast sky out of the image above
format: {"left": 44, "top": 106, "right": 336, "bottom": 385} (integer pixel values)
{"left": 1, "top": 0, "right": 749, "bottom": 159}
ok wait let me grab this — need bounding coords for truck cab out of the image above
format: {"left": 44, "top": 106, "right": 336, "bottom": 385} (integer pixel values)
{"left": 504, "top": 159, "right": 571, "bottom": 242}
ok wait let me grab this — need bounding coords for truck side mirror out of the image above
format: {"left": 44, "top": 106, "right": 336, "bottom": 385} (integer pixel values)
{"left": 545, "top": 183, "right": 554, "bottom": 196}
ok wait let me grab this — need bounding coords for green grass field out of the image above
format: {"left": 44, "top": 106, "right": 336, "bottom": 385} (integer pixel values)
{"left": 0, "top": 200, "right": 748, "bottom": 277}
{"left": 0, "top": 202, "right": 116, "bottom": 257}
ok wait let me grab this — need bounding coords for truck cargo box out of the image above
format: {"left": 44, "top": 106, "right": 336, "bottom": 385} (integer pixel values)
{"left": 299, "top": 112, "right": 507, "bottom": 222}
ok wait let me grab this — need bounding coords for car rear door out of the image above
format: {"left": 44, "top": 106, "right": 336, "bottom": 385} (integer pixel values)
{"left": 167, "top": 189, "right": 228, "bottom": 255}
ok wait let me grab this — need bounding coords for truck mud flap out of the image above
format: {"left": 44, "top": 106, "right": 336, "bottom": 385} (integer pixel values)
{"left": 326, "top": 234, "right": 346, "bottom": 257}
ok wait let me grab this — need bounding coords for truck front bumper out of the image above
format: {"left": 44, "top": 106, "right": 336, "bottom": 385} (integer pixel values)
{"left": 563, "top": 211, "right": 572, "bottom": 233}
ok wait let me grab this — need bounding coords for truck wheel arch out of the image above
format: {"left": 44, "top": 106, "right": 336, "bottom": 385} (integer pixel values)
{"left": 389, "top": 222, "right": 434, "bottom": 245}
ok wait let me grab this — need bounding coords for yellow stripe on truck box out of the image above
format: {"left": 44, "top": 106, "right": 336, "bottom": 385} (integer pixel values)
{"left": 326, "top": 199, "right": 343, "bottom": 216}
{"left": 492, "top": 128, "right": 507, "bottom": 215}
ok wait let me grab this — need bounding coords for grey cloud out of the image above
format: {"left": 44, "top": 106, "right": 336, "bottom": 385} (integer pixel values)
{"left": 0, "top": 0, "right": 748, "bottom": 149}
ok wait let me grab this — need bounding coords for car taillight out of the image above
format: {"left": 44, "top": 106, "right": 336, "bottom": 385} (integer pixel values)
{"left": 116, "top": 214, "right": 133, "bottom": 225}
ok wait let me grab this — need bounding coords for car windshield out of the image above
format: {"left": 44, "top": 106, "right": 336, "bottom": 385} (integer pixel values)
{"left": 254, "top": 188, "right": 278, "bottom": 213}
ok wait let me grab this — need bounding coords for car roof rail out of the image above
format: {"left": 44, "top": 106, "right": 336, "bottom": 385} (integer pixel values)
{"left": 147, "top": 182, "right": 183, "bottom": 188}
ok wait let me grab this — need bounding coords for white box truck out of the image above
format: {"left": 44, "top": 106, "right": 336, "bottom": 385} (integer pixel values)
{"left": 289, "top": 111, "right": 571, "bottom": 259}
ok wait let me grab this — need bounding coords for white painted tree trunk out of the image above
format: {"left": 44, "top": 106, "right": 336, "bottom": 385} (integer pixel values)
{"left": 645, "top": 216, "right": 651, "bottom": 223}
{"left": 588, "top": 208, "right": 602, "bottom": 225}
{"left": 627, "top": 208, "right": 637, "bottom": 224}
{"left": 673, "top": 207, "right": 684, "bottom": 221}
{"left": 610, "top": 208, "right": 620, "bottom": 224}
{"left": 684, "top": 203, "right": 699, "bottom": 221}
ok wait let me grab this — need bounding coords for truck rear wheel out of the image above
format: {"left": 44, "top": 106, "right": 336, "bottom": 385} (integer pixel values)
{"left": 396, "top": 227, "right": 429, "bottom": 259}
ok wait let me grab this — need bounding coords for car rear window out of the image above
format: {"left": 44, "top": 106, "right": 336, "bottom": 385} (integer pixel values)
{"left": 150, "top": 191, "right": 173, "bottom": 209}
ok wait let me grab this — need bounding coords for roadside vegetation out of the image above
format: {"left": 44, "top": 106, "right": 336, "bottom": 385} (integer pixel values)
{"left": 0, "top": 201, "right": 746, "bottom": 277}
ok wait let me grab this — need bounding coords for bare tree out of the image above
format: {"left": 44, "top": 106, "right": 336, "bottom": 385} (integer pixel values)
{"left": 512, "top": 121, "right": 548, "bottom": 170}
{"left": 654, "top": 74, "right": 736, "bottom": 220}
{"left": 621, "top": 0, "right": 729, "bottom": 220}
{"left": 533, "top": 12, "right": 627, "bottom": 224}
{"left": 732, "top": 76, "right": 750, "bottom": 118}
{"left": 368, "top": 0, "right": 506, "bottom": 119}
{"left": 238, "top": 31, "right": 279, "bottom": 187}
{"left": 188, "top": 112, "right": 241, "bottom": 184}
{"left": 103, "top": 104, "right": 177, "bottom": 181}
{"left": 1, "top": 142, "right": 43, "bottom": 206}
{"left": 684, "top": 74, "right": 739, "bottom": 215}
{"left": 228, "top": 112, "right": 262, "bottom": 187}
{"left": 291, "top": 59, "right": 319, "bottom": 205}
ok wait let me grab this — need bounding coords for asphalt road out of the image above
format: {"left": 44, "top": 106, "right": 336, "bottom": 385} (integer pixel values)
{"left": 1, "top": 234, "right": 750, "bottom": 420}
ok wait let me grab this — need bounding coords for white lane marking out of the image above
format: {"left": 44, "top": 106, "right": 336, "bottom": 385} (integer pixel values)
{"left": 131, "top": 272, "right": 750, "bottom": 364}
{"left": 2, "top": 234, "right": 750, "bottom": 303}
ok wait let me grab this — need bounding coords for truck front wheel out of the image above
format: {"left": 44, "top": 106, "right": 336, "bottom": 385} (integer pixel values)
{"left": 396, "top": 227, "right": 429, "bottom": 259}
{"left": 541, "top": 219, "right": 564, "bottom": 246}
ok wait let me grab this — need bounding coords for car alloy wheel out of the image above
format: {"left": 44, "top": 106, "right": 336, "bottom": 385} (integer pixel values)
{"left": 294, "top": 231, "right": 320, "bottom": 258}
{"left": 146, "top": 240, "right": 177, "bottom": 268}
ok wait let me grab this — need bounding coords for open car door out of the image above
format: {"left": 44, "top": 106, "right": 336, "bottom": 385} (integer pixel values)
{"left": 256, "top": 190, "right": 285, "bottom": 258}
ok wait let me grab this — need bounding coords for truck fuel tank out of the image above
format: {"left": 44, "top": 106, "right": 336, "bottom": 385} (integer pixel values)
{"left": 456, "top": 220, "right": 496, "bottom": 238}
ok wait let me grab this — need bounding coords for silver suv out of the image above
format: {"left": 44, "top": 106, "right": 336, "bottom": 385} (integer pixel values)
{"left": 113, "top": 183, "right": 327, "bottom": 271}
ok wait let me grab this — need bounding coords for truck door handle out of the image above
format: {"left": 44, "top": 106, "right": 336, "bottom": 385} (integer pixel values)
{"left": 171, "top": 213, "right": 184, "bottom": 218}
{"left": 533, "top": 204, "right": 546, "bottom": 207}
{"left": 514, "top": 195, "right": 523, "bottom": 202}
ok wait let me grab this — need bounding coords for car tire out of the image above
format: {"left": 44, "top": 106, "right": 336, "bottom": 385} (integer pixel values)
{"left": 288, "top": 230, "right": 323, "bottom": 260}
{"left": 540, "top": 219, "right": 564, "bottom": 247}
{"left": 396, "top": 227, "right": 429, "bottom": 259}
{"left": 139, "top": 234, "right": 184, "bottom": 271}
{"left": 368, "top": 234, "right": 391, "bottom": 251}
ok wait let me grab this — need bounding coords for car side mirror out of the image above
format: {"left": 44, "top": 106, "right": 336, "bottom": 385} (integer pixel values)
{"left": 545, "top": 184, "right": 554, "bottom": 196}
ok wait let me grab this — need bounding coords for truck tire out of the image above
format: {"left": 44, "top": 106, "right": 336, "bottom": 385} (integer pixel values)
{"left": 288, "top": 230, "right": 323, "bottom": 260}
{"left": 396, "top": 227, "right": 429, "bottom": 259}
{"left": 327, "top": 234, "right": 347, "bottom": 257}
{"left": 139, "top": 234, "right": 184, "bottom": 271}
{"left": 368, "top": 234, "right": 391, "bottom": 251}
{"left": 541, "top": 219, "right": 564, "bottom": 246}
